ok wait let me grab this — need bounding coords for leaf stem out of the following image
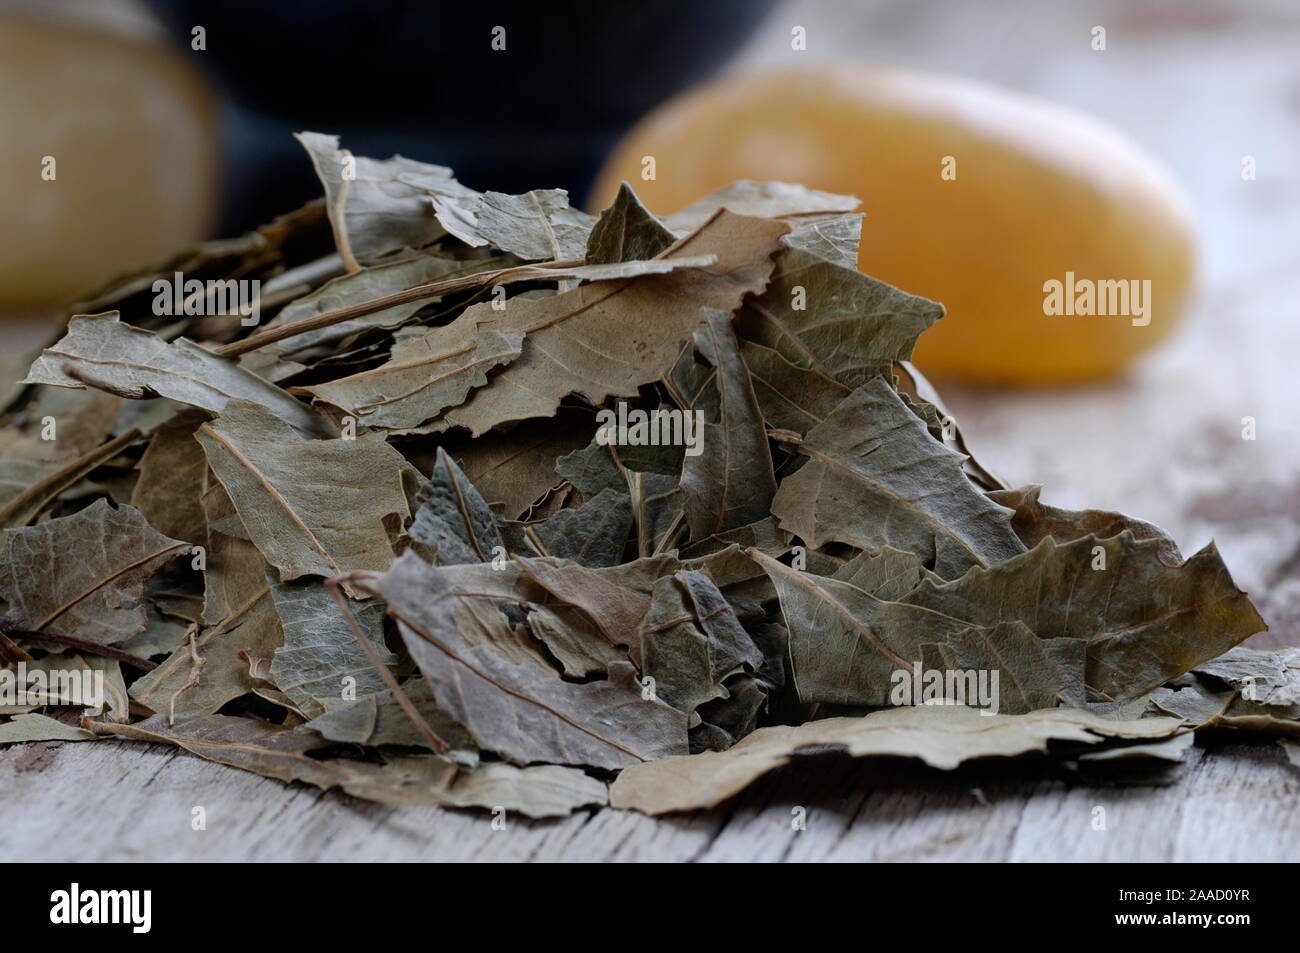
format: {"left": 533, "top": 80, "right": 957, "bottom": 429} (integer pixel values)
{"left": 0, "top": 428, "right": 143, "bottom": 527}
{"left": 4, "top": 628, "right": 158, "bottom": 672}
{"left": 213, "top": 257, "right": 584, "bottom": 358}
{"left": 324, "top": 572, "right": 449, "bottom": 754}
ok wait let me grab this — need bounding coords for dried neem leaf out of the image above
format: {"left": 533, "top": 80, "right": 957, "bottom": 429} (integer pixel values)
{"left": 0, "top": 428, "right": 142, "bottom": 528}
{"left": 296, "top": 132, "right": 450, "bottom": 269}
{"left": 0, "top": 713, "right": 96, "bottom": 742}
{"left": 895, "top": 361, "right": 1006, "bottom": 491}
{"left": 692, "top": 673, "right": 769, "bottom": 752}
{"left": 558, "top": 428, "right": 680, "bottom": 488}
{"left": 529, "top": 487, "right": 633, "bottom": 567}
{"left": 586, "top": 183, "right": 677, "bottom": 265}
{"left": 90, "top": 712, "right": 604, "bottom": 815}
{"left": 1282, "top": 738, "right": 1300, "bottom": 770}
{"left": 239, "top": 651, "right": 304, "bottom": 716}
{"left": 442, "top": 760, "right": 608, "bottom": 818}
{"left": 736, "top": 246, "right": 941, "bottom": 388}
{"left": 0, "top": 139, "right": 1280, "bottom": 814}
{"left": 362, "top": 551, "right": 688, "bottom": 771}
{"left": 0, "top": 386, "right": 123, "bottom": 465}
{"left": 525, "top": 604, "right": 629, "bottom": 678}
{"left": 553, "top": 435, "right": 683, "bottom": 558}
{"left": 639, "top": 570, "right": 763, "bottom": 723}
{"left": 831, "top": 546, "right": 938, "bottom": 600}
{"left": 130, "top": 588, "right": 280, "bottom": 720}
{"left": 129, "top": 410, "right": 210, "bottom": 544}
{"left": 446, "top": 188, "right": 594, "bottom": 261}
{"left": 399, "top": 168, "right": 596, "bottom": 261}
{"left": 599, "top": 544, "right": 773, "bottom": 623}
{"left": 89, "top": 713, "right": 447, "bottom": 803}
{"left": 1191, "top": 645, "right": 1300, "bottom": 706}
{"left": 610, "top": 706, "right": 1184, "bottom": 814}
{"left": 428, "top": 209, "right": 789, "bottom": 436}
{"left": 772, "top": 378, "right": 1025, "bottom": 578}
{"left": 554, "top": 437, "right": 629, "bottom": 498}
{"left": 740, "top": 339, "right": 850, "bottom": 433}
{"left": 780, "top": 211, "right": 864, "bottom": 270}
{"left": 0, "top": 499, "right": 187, "bottom": 646}
{"left": 267, "top": 577, "right": 396, "bottom": 719}
{"left": 23, "top": 314, "right": 328, "bottom": 437}
{"left": 629, "top": 474, "right": 686, "bottom": 558}
{"left": 988, "top": 484, "right": 1183, "bottom": 563}
{"left": 67, "top": 199, "right": 330, "bottom": 321}
{"left": 677, "top": 309, "right": 776, "bottom": 539}
{"left": 408, "top": 447, "right": 506, "bottom": 566}
{"left": 305, "top": 327, "right": 525, "bottom": 431}
{"left": 431, "top": 410, "right": 593, "bottom": 518}
{"left": 302, "top": 678, "right": 474, "bottom": 752}
{"left": 0, "top": 459, "right": 56, "bottom": 511}
{"left": 1214, "top": 696, "right": 1300, "bottom": 735}
{"left": 195, "top": 400, "right": 413, "bottom": 585}
{"left": 269, "top": 252, "right": 501, "bottom": 354}
{"left": 663, "top": 181, "right": 860, "bottom": 234}
{"left": 116, "top": 592, "right": 194, "bottom": 661}
{"left": 0, "top": 655, "right": 91, "bottom": 708}
{"left": 514, "top": 556, "right": 649, "bottom": 656}
{"left": 1074, "top": 732, "right": 1194, "bottom": 787}
{"left": 924, "top": 622, "right": 1080, "bottom": 714}
{"left": 196, "top": 480, "right": 265, "bottom": 626}
{"left": 429, "top": 560, "right": 629, "bottom": 678}
{"left": 899, "top": 533, "right": 1267, "bottom": 703}
{"left": 748, "top": 548, "right": 960, "bottom": 706}
{"left": 225, "top": 255, "right": 717, "bottom": 366}
{"left": 1151, "top": 650, "right": 1300, "bottom": 734}
{"left": 0, "top": 651, "right": 127, "bottom": 720}
{"left": 1149, "top": 682, "right": 1236, "bottom": 728}
{"left": 1152, "top": 680, "right": 1300, "bottom": 736}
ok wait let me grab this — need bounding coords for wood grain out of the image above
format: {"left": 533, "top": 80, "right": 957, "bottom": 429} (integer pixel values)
{"left": 0, "top": 736, "right": 1294, "bottom": 861}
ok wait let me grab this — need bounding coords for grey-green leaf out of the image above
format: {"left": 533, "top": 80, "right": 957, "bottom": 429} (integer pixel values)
{"left": 22, "top": 313, "right": 327, "bottom": 436}
{"left": 771, "top": 378, "right": 1025, "bottom": 578}
{"left": 587, "top": 182, "right": 677, "bottom": 265}
{"left": 366, "top": 551, "right": 688, "bottom": 771}
{"left": 736, "top": 246, "right": 942, "bottom": 387}
{"left": 306, "top": 328, "right": 525, "bottom": 430}
{"left": 900, "top": 533, "right": 1268, "bottom": 703}
{"left": 640, "top": 570, "right": 763, "bottom": 723}
{"left": 296, "top": 131, "right": 449, "bottom": 266}
{"left": 678, "top": 309, "right": 777, "bottom": 540}
{"left": 0, "top": 499, "right": 187, "bottom": 645}
{"left": 408, "top": 447, "right": 505, "bottom": 565}
{"left": 268, "top": 577, "right": 396, "bottom": 719}
{"left": 531, "top": 487, "right": 633, "bottom": 567}
{"left": 195, "top": 400, "right": 413, "bottom": 584}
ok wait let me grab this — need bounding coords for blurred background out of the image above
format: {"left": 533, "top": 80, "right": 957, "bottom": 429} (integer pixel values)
{"left": 3, "top": 0, "right": 1298, "bottom": 643}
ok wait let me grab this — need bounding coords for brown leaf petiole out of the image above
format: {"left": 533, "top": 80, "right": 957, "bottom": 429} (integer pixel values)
{"left": 324, "top": 572, "right": 449, "bottom": 754}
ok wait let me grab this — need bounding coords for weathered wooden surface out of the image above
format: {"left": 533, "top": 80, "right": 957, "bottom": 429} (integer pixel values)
{"left": 1, "top": 0, "right": 1298, "bottom": 862}
{"left": 0, "top": 735, "right": 1294, "bottom": 861}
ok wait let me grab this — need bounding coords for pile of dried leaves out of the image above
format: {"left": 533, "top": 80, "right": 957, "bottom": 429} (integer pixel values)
{"left": 0, "top": 133, "right": 1291, "bottom": 818}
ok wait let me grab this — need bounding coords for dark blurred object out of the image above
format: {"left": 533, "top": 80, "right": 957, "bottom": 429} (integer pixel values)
{"left": 147, "top": 0, "right": 778, "bottom": 234}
